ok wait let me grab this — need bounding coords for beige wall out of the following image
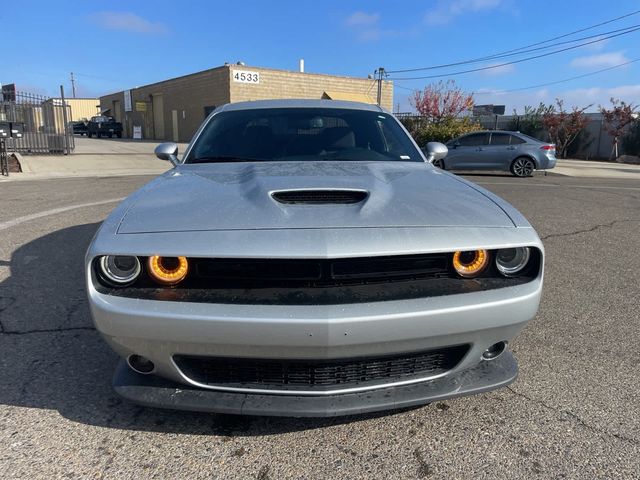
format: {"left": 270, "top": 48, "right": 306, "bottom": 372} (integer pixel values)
{"left": 100, "top": 67, "right": 230, "bottom": 142}
{"left": 99, "top": 65, "right": 394, "bottom": 142}
{"left": 65, "top": 99, "right": 100, "bottom": 121}
{"left": 41, "top": 98, "right": 99, "bottom": 133}
{"left": 229, "top": 67, "right": 393, "bottom": 111}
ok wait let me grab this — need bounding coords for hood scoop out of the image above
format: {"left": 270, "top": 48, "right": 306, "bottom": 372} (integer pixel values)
{"left": 271, "top": 189, "right": 369, "bottom": 205}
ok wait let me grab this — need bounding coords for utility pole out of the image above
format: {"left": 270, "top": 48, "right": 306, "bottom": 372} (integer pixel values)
{"left": 60, "top": 85, "right": 70, "bottom": 155}
{"left": 375, "top": 67, "right": 385, "bottom": 106}
{"left": 70, "top": 72, "right": 76, "bottom": 98}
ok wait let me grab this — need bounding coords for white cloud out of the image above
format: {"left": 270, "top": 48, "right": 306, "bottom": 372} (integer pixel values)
{"left": 90, "top": 11, "right": 169, "bottom": 34}
{"left": 607, "top": 84, "right": 640, "bottom": 98}
{"left": 345, "top": 11, "right": 380, "bottom": 27}
{"left": 570, "top": 51, "right": 629, "bottom": 68}
{"left": 425, "top": 0, "right": 502, "bottom": 25}
{"left": 479, "top": 62, "right": 516, "bottom": 76}
{"left": 344, "top": 11, "right": 401, "bottom": 42}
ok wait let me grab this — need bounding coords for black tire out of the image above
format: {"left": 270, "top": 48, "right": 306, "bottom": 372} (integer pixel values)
{"left": 433, "top": 158, "right": 445, "bottom": 170}
{"left": 510, "top": 157, "right": 535, "bottom": 177}
{"left": 109, "top": 133, "right": 113, "bottom": 138}
{"left": 87, "top": 131, "right": 92, "bottom": 138}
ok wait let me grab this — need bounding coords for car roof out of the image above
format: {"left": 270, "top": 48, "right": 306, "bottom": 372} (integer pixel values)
{"left": 461, "top": 130, "right": 516, "bottom": 135}
{"left": 458, "top": 130, "right": 543, "bottom": 141}
{"left": 219, "top": 99, "right": 385, "bottom": 112}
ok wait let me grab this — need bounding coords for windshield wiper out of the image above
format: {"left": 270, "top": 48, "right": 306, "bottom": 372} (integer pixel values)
{"left": 189, "top": 155, "right": 263, "bottom": 164}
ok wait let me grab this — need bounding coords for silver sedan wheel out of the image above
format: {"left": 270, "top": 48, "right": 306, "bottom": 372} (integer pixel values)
{"left": 511, "top": 157, "right": 535, "bottom": 177}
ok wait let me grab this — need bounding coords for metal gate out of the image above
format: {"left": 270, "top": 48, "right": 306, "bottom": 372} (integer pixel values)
{"left": 0, "top": 91, "right": 74, "bottom": 154}
{"left": 0, "top": 139, "right": 8, "bottom": 176}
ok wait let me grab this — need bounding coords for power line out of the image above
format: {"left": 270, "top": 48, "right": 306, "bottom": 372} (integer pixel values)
{"left": 473, "top": 58, "right": 640, "bottom": 94}
{"left": 75, "top": 72, "right": 122, "bottom": 83}
{"left": 395, "top": 84, "right": 418, "bottom": 92}
{"left": 388, "top": 26, "right": 640, "bottom": 80}
{"left": 393, "top": 59, "right": 640, "bottom": 96}
{"left": 387, "top": 24, "right": 638, "bottom": 74}
{"left": 495, "top": 9, "right": 640, "bottom": 54}
{"left": 386, "top": 9, "right": 640, "bottom": 74}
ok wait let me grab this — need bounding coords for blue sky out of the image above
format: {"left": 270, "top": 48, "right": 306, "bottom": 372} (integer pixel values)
{"left": 2, "top": 0, "right": 639, "bottom": 113}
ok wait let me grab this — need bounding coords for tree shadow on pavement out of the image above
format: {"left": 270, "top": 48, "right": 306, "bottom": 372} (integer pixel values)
{"left": 0, "top": 223, "right": 413, "bottom": 437}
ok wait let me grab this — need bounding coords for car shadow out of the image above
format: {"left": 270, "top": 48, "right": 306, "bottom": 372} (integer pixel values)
{"left": 0, "top": 223, "right": 417, "bottom": 436}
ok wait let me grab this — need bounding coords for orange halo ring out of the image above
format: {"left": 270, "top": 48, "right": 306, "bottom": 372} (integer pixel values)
{"left": 147, "top": 256, "right": 189, "bottom": 285}
{"left": 452, "top": 250, "right": 489, "bottom": 278}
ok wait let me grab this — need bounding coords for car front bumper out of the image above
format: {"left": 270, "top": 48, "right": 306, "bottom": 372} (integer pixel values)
{"left": 89, "top": 274, "right": 540, "bottom": 406}
{"left": 113, "top": 351, "right": 517, "bottom": 417}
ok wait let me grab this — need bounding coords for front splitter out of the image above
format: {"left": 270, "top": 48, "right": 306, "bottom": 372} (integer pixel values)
{"left": 113, "top": 352, "right": 517, "bottom": 417}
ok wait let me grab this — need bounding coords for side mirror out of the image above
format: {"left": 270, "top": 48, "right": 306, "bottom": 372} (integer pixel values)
{"left": 155, "top": 142, "right": 179, "bottom": 166}
{"left": 424, "top": 142, "right": 448, "bottom": 164}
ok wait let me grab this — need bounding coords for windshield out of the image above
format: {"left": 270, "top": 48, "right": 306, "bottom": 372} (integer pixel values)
{"left": 185, "top": 108, "right": 423, "bottom": 163}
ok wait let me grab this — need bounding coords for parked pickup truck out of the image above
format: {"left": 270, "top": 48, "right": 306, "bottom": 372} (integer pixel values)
{"left": 70, "top": 120, "right": 88, "bottom": 136}
{"left": 87, "top": 116, "right": 123, "bottom": 138}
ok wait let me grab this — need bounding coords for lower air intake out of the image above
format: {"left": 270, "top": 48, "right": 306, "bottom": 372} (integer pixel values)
{"left": 173, "top": 345, "right": 469, "bottom": 392}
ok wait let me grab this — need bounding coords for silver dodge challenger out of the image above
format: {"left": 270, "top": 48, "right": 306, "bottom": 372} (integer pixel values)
{"left": 86, "top": 99, "right": 543, "bottom": 417}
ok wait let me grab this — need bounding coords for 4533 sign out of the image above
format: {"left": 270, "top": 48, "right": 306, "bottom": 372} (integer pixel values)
{"left": 232, "top": 70, "right": 260, "bottom": 84}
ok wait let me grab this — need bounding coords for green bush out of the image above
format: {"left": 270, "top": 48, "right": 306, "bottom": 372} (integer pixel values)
{"left": 400, "top": 117, "right": 482, "bottom": 146}
{"left": 506, "top": 103, "right": 551, "bottom": 140}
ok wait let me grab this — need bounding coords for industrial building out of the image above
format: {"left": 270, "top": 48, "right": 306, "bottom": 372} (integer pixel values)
{"left": 99, "top": 63, "right": 393, "bottom": 142}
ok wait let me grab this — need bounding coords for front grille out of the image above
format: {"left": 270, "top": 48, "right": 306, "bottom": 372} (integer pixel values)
{"left": 271, "top": 189, "right": 368, "bottom": 204}
{"left": 99, "top": 250, "right": 541, "bottom": 304}
{"left": 192, "top": 254, "right": 450, "bottom": 287}
{"left": 173, "top": 345, "right": 469, "bottom": 392}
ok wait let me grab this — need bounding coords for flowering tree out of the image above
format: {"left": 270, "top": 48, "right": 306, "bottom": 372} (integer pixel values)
{"left": 410, "top": 80, "right": 474, "bottom": 123}
{"left": 542, "top": 99, "right": 591, "bottom": 158}
{"left": 600, "top": 98, "right": 639, "bottom": 159}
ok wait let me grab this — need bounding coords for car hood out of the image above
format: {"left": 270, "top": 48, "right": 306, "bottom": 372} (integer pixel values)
{"left": 117, "top": 162, "right": 515, "bottom": 234}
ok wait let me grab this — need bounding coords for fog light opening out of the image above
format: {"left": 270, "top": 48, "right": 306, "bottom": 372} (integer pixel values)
{"left": 127, "top": 354, "right": 155, "bottom": 375}
{"left": 482, "top": 341, "right": 507, "bottom": 361}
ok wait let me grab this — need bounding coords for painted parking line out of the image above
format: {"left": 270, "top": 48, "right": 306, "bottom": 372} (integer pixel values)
{"left": 0, "top": 198, "right": 124, "bottom": 232}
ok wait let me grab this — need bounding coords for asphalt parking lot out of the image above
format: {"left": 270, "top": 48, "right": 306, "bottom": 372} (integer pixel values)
{"left": 1, "top": 173, "right": 639, "bottom": 479}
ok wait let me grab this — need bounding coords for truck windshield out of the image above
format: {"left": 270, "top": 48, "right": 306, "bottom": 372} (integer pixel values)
{"left": 185, "top": 107, "right": 423, "bottom": 163}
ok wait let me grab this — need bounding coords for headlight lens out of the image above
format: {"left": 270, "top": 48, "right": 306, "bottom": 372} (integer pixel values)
{"left": 495, "top": 247, "right": 531, "bottom": 276}
{"left": 452, "top": 250, "right": 489, "bottom": 278}
{"left": 98, "top": 255, "right": 141, "bottom": 285}
{"left": 147, "top": 256, "right": 189, "bottom": 285}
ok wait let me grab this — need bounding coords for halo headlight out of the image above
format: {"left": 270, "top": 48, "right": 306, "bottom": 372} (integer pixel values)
{"left": 495, "top": 247, "right": 531, "bottom": 276}
{"left": 147, "top": 256, "right": 189, "bottom": 285}
{"left": 452, "top": 250, "right": 489, "bottom": 278}
{"left": 98, "top": 255, "right": 141, "bottom": 286}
